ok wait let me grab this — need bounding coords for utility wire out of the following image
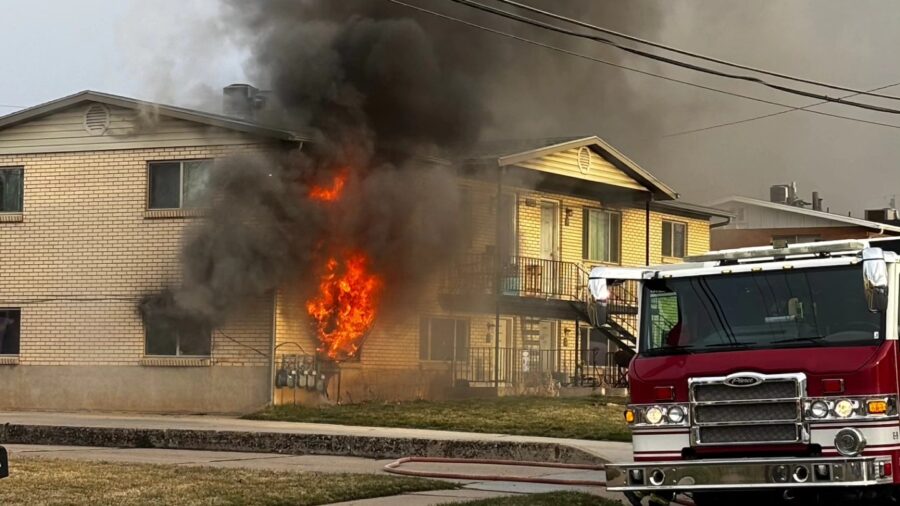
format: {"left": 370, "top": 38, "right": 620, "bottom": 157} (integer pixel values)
{"left": 387, "top": 0, "right": 900, "bottom": 132}
{"left": 217, "top": 329, "right": 269, "bottom": 357}
{"left": 494, "top": 0, "right": 900, "bottom": 103}
{"left": 0, "top": 104, "right": 24, "bottom": 109}
{"left": 664, "top": 81, "right": 900, "bottom": 137}
{"left": 448, "top": 0, "right": 900, "bottom": 115}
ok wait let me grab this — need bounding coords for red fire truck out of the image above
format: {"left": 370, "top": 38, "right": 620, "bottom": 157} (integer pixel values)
{"left": 588, "top": 239, "right": 900, "bottom": 505}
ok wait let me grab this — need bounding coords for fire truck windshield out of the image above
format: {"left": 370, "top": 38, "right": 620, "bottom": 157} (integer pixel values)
{"left": 640, "top": 264, "right": 884, "bottom": 356}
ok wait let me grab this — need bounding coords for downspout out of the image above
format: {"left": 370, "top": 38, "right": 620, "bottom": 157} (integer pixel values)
{"left": 494, "top": 166, "right": 503, "bottom": 389}
{"left": 645, "top": 196, "right": 652, "bottom": 265}
{"left": 269, "top": 291, "right": 277, "bottom": 407}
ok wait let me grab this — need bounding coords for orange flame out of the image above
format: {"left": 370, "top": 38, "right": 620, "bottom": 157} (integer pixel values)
{"left": 309, "top": 170, "right": 348, "bottom": 202}
{"left": 306, "top": 252, "right": 383, "bottom": 361}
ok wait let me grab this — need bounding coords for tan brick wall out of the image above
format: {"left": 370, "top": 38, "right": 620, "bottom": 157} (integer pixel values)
{"left": 0, "top": 144, "right": 275, "bottom": 369}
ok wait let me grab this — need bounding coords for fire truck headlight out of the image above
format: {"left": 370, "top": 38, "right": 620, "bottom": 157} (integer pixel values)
{"left": 624, "top": 409, "right": 636, "bottom": 424}
{"left": 834, "top": 399, "right": 855, "bottom": 418}
{"left": 809, "top": 400, "right": 829, "bottom": 419}
{"left": 666, "top": 405, "right": 686, "bottom": 424}
{"left": 645, "top": 406, "right": 664, "bottom": 425}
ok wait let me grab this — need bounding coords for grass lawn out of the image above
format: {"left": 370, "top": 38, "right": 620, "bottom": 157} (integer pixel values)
{"left": 456, "top": 492, "right": 622, "bottom": 505}
{"left": 0, "top": 458, "right": 450, "bottom": 506}
{"left": 247, "top": 396, "right": 630, "bottom": 442}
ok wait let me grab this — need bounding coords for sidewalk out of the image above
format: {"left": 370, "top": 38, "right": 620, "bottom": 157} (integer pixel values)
{"left": 0, "top": 411, "right": 633, "bottom": 464}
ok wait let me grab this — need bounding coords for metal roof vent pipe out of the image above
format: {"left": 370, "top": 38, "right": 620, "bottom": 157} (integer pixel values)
{"left": 812, "top": 191, "right": 823, "bottom": 211}
{"left": 223, "top": 83, "right": 264, "bottom": 121}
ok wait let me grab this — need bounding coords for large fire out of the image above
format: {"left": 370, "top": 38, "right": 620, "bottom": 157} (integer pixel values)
{"left": 306, "top": 172, "right": 382, "bottom": 361}
{"left": 306, "top": 252, "right": 382, "bottom": 361}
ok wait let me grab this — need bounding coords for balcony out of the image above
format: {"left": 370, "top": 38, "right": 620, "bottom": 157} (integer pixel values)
{"left": 439, "top": 254, "right": 590, "bottom": 320}
{"left": 452, "top": 346, "right": 629, "bottom": 390}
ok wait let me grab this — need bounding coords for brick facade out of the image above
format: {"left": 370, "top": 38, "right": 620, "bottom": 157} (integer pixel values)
{"left": 0, "top": 144, "right": 276, "bottom": 413}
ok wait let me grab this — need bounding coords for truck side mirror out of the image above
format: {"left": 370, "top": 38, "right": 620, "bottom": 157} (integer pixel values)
{"left": 862, "top": 247, "right": 889, "bottom": 312}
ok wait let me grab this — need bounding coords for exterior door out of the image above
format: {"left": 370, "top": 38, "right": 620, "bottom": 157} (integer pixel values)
{"left": 540, "top": 202, "right": 560, "bottom": 295}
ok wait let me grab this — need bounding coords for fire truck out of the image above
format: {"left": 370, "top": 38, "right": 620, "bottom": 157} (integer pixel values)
{"left": 587, "top": 238, "right": 900, "bottom": 505}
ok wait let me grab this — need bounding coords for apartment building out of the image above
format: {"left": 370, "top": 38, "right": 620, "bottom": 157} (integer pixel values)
{"left": 0, "top": 90, "right": 727, "bottom": 412}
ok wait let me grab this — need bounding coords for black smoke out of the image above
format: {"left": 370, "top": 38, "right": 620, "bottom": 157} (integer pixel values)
{"left": 141, "top": 0, "right": 664, "bottom": 334}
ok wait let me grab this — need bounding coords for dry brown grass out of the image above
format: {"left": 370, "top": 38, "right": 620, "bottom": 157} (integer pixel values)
{"left": 0, "top": 457, "right": 449, "bottom": 505}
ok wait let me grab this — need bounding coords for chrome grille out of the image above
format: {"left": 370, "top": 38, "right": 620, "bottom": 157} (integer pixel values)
{"left": 695, "top": 401, "right": 798, "bottom": 423}
{"left": 690, "top": 372, "right": 806, "bottom": 446}
{"left": 698, "top": 424, "right": 799, "bottom": 444}
{"left": 693, "top": 380, "right": 797, "bottom": 402}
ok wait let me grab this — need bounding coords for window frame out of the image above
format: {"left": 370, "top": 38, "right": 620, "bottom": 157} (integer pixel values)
{"left": 582, "top": 207, "right": 622, "bottom": 264}
{"left": 419, "top": 316, "right": 470, "bottom": 362}
{"left": 0, "top": 166, "right": 24, "bottom": 214}
{"left": 146, "top": 159, "right": 212, "bottom": 210}
{"left": 662, "top": 220, "right": 688, "bottom": 258}
{"left": 143, "top": 319, "right": 212, "bottom": 358}
{"left": 0, "top": 308, "right": 21, "bottom": 356}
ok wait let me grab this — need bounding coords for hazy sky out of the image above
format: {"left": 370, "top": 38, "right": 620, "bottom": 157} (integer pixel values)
{"left": 3, "top": 0, "right": 900, "bottom": 215}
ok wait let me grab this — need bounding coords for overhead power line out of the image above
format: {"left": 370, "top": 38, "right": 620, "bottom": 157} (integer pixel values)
{"left": 664, "top": 82, "right": 900, "bottom": 137}
{"left": 494, "top": 0, "right": 900, "bottom": 103}
{"left": 0, "top": 104, "right": 24, "bottom": 110}
{"left": 448, "top": 0, "right": 900, "bottom": 115}
{"left": 386, "top": 0, "right": 900, "bottom": 132}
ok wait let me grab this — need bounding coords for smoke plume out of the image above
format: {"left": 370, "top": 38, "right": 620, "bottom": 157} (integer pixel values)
{"left": 141, "top": 0, "right": 667, "bottom": 341}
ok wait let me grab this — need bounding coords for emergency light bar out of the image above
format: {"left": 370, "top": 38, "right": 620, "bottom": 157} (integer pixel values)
{"left": 686, "top": 239, "right": 870, "bottom": 264}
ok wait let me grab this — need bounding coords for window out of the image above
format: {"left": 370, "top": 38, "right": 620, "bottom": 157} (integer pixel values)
{"left": 148, "top": 160, "right": 211, "bottom": 209}
{"left": 419, "top": 317, "right": 469, "bottom": 361}
{"left": 0, "top": 167, "right": 23, "bottom": 213}
{"left": 0, "top": 309, "right": 20, "bottom": 355}
{"left": 145, "top": 318, "right": 211, "bottom": 356}
{"left": 662, "top": 221, "right": 687, "bottom": 258}
{"left": 583, "top": 208, "right": 621, "bottom": 263}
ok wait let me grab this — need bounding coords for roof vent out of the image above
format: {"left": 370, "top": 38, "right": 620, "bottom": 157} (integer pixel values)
{"left": 577, "top": 146, "right": 592, "bottom": 174}
{"left": 83, "top": 104, "right": 110, "bottom": 136}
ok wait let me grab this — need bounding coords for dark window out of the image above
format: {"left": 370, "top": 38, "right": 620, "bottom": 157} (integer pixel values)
{"left": 148, "top": 160, "right": 211, "bottom": 209}
{"left": 419, "top": 317, "right": 469, "bottom": 361}
{"left": 662, "top": 221, "right": 687, "bottom": 258}
{"left": 583, "top": 208, "right": 621, "bottom": 263}
{"left": 0, "top": 167, "right": 23, "bottom": 213}
{"left": 0, "top": 309, "right": 20, "bottom": 355}
{"left": 145, "top": 318, "right": 211, "bottom": 356}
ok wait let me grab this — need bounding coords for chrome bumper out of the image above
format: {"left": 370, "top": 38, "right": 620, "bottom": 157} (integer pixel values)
{"left": 606, "top": 456, "right": 893, "bottom": 492}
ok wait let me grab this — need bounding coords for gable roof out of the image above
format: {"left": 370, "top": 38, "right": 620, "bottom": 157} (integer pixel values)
{"left": 470, "top": 136, "right": 678, "bottom": 200}
{"left": 0, "top": 90, "right": 304, "bottom": 142}
{"left": 710, "top": 195, "right": 900, "bottom": 234}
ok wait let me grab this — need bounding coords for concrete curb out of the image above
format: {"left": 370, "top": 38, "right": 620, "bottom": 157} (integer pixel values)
{"left": 0, "top": 424, "right": 606, "bottom": 465}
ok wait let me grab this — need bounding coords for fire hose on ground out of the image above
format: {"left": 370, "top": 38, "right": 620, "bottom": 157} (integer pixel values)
{"left": 383, "top": 456, "right": 695, "bottom": 506}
